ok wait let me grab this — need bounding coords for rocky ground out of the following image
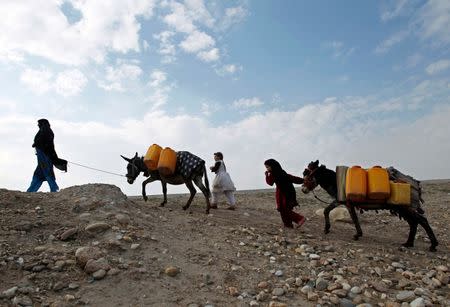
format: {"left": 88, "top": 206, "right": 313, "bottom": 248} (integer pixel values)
{"left": 0, "top": 181, "right": 449, "bottom": 307}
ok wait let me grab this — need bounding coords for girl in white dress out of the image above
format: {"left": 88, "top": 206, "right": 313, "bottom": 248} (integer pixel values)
{"left": 210, "top": 152, "right": 236, "bottom": 210}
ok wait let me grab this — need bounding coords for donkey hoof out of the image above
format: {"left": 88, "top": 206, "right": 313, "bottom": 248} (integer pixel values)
{"left": 182, "top": 206, "right": 188, "bottom": 211}
{"left": 143, "top": 196, "right": 148, "bottom": 202}
{"left": 402, "top": 242, "right": 414, "bottom": 248}
{"left": 324, "top": 228, "right": 330, "bottom": 234}
{"left": 159, "top": 202, "right": 165, "bottom": 207}
{"left": 205, "top": 210, "right": 210, "bottom": 214}
{"left": 353, "top": 234, "right": 360, "bottom": 241}
{"left": 429, "top": 246, "right": 437, "bottom": 252}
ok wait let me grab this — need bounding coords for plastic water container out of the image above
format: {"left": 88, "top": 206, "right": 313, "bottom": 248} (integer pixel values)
{"left": 345, "top": 166, "right": 367, "bottom": 201}
{"left": 336, "top": 166, "right": 348, "bottom": 203}
{"left": 144, "top": 144, "right": 162, "bottom": 170}
{"left": 367, "top": 166, "right": 390, "bottom": 200}
{"left": 157, "top": 147, "right": 177, "bottom": 176}
{"left": 387, "top": 182, "right": 411, "bottom": 205}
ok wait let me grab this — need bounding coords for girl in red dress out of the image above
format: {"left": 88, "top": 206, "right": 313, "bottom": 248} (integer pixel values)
{"left": 264, "top": 159, "right": 305, "bottom": 228}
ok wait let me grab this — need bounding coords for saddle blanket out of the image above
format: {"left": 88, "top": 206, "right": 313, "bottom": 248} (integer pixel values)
{"left": 176, "top": 151, "right": 205, "bottom": 179}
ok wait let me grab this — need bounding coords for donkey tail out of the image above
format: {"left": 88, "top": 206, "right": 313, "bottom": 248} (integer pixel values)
{"left": 203, "top": 163, "right": 211, "bottom": 197}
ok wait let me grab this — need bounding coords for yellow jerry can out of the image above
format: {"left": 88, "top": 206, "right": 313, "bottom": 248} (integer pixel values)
{"left": 387, "top": 181, "right": 411, "bottom": 205}
{"left": 367, "top": 166, "right": 390, "bottom": 200}
{"left": 345, "top": 166, "right": 367, "bottom": 202}
{"left": 157, "top": 147, "right": 177, "bottom": 176}
{"left": 144, "top": 144, "right": 162, "bottom": 170}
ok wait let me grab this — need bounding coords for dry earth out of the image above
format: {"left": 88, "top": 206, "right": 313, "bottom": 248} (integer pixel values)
{"left": 0, "top": 181, "right": 449, "bottom": 307}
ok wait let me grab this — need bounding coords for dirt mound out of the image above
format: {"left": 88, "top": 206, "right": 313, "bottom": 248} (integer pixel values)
{"left": 1, "top": 183, "right": 449, "bottom": 306}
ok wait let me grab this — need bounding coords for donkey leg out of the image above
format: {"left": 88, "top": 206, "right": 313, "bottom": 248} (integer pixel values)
{"left": 160, "top": 182, "right": 167, "bottom": 207}
{"left": 414, "top": 211, "right": 439, "bottom": 252}
{"left": 182, "top": 180, "right": 197, "bottom": 211}
{"left": 142, "top": 177, "right": 155, "bottom": 202}
{"left": 323, "top": 201, "right": 338, "bottom": 234}
{"left": 348, "top": 205, "right": 363, "bottom": 240}
{"left": 193, "top": 175, "right": 211, "bottom": 214}
{"left": 402, "top": 211, "right": 418, "bottom": 248}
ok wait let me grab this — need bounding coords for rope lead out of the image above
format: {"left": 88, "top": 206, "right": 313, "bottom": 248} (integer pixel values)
{"left": 67, "top": 161, "right": 126, "bottom": 177}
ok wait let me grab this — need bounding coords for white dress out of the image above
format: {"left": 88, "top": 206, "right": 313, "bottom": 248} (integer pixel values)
{"left": 212, "top": 160, "right": 236, "bottom": 193}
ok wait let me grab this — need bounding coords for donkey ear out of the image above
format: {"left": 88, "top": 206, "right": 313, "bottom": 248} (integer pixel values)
{"left": 120, "top": 155, "right": 131, "bottom": 162}
{"left": 314, "top": 160, "right": 319, "bottom": 166}
{"left": 134, "top": 152, "right": 138, "bottom": 158}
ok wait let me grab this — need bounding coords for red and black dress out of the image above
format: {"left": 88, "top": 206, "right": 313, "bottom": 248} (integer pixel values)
{"left": 265, "top": 165, "right": 305, "bottom": 228}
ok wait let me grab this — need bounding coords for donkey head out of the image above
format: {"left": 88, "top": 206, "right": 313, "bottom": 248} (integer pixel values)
{"left": 301, "top": 160, "right": 320, "bottom": 194}
{"left": 121, "top": 152, "right": 140, "bottom": 184}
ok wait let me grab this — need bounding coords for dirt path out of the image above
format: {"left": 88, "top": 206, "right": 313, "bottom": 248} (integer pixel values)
{"left": 1, "top": 182, "right": 449, "bottom": 306}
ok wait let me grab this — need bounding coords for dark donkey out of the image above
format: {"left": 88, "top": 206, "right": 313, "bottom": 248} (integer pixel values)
{"left": 121, "top": 151, "right": 212, "bottom": 214}
{"left": 301, "top": 160, "right": 438, "bottom": 251}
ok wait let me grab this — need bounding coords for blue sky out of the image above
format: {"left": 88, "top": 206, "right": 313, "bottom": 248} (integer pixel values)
{"left": 0, "top": 0, "right": 449, "bottom": 195}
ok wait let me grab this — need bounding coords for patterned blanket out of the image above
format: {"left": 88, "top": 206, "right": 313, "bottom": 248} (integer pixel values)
{"left": 176, "top": 151, "right": 205, "bottom": 179}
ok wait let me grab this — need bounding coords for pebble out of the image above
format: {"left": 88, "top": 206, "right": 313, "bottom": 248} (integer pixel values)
{"left": 274, "top": 270, "right": 283, "bottom": 277}
{"left": 12, "top": 295, "right": 33, "bottom": 306}
{"left": 85, "top": 222, "right": 110, "bottom": 233}
{"left": 2, "top": 286, "right": 18, "bottom": 298}
{"left": 409, "top": 297, "right": 425, "bottom": 307}
{"left": 115, "top": 214, "right": 130, "bottom": 225}
{"left": 68, "top": 283, "right": 79, "bottom": 290}
{"left": 84, "top": 258, "right": 110, "bottom": 273}
{"left": 396, "top": 290, "right": 415, "bottom": 302}
{"left": 59, "top": 228, "right": 78, "bottom": 240}
{"left": 268, "top": 302, "right": 287, "bottom": 307}
{"left": 301, "top": 285, "right": 312, "bottom": 294}
{"left": 309, "top": 254, "right": 321, "bottom": 260}
{"left": 93, "top": 269, "right": 107, "bottom": 280}
{"left": 131, "top": 243, "right": 140, "bottom": 250}
{"left": 272, "top": 288, "right": 284, "bottom": 296}
{"left": 75, "top": 246, "right": 103, "bottom": 266}
{"left": 350, "top": 286, "right": 362, "bottom": 294}
{"left": 307, "top": 291, "right": 319, "bottom": 301}
{"left": 165, "top": 266, "right": 179, "bottom": 277}
{"left": 228, "top": 286, "right": 239, "bottom": 297}
{"left": 257, "top": 281, "right": 269, "bottom": 289}
{"left": 339, "top": 298, "right": 355, "bottom": 307}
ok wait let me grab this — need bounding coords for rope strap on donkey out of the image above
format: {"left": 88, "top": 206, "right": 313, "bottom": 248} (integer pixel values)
{"left": 312, "top": 190, "right": 333, "bottom": 205}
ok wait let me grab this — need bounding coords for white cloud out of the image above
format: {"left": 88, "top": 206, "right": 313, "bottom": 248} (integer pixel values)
{"left": 425, "top": 59, "right": 450, "bottom": 75}
{"left": 163, "top": 1, "right": 196, "bottom": 33}
{"left": 54, "top": 69, "right": 88, "bottom": 97}
{"left": 378, "top": 0, "right": 450, "bottom": 48}
{"left": 148, "top": 69, "right": 172, "bottom": 110}
{"left": 406, "top": 53, "right": 422, "bottom": 68}
{"left": 415, "top": 0, "right": 450, "bottom": 46}
{"left": 215, "top": 64, "right": 243, "bottom": 76}
{"left": 375, "top": 30, "right": 409, "bottom": 54}
{"left": 98, "top": 62, "right": 143, "bottom": 92}
{"left": 20, "top": 67, "right": 87, "bottom": 97}
{"left": 142, "top": 40, "right": 150, "bottom": 51}
{"left": 0, "top": 49, "right": 24, "bottom": 63}
{"left": 232, "top": 97, "right": 264, "bottom": 109}
{"left": 179, "top": 30, "right": 215, "bottom": 53}
{"left": 381, "top": 0, "right": 408, "bottom": 22}
{"left": 197, "top": 48, "right": 219, "bottom": 62}
{"left": 154, "top": 31, "right": 177, "bottom": 64}
{"left": 220, "top": 5, "right": 248, "bottom": 30}
{"left": 200, "top": 101, "right": 221, "bottom": 116}
{"left": 184, "top": 0, "right": 215, "bottom": 28}
{"left": 20, "top": 68, "right": 53, "bottom": 95}
{"left": 324, "top": 41, "right": 355, "bottom": 58}
{"left": 0, "top": 1, "right": 156, "bottom": 65}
